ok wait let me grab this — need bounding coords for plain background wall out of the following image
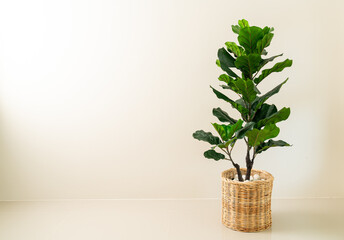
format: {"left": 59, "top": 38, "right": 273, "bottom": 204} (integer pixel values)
{"left": 0, "top": 0, "right": 343, "bottom": 200}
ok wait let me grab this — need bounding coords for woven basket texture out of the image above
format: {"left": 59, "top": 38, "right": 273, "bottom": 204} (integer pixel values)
{"left": 221, "top": 168, "right": 274, "bottom": 232}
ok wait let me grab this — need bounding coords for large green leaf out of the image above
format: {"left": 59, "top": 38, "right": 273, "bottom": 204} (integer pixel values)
{"left": 252, "top": 79, "right": 288, "bottom": 110}
{"left": 204, "top": 149, "right": 225, "bottom": 161}
{"left": 217, "top": 48, "right": 239, "bottom": 78}
{"left": 252, "top": 103, "right": 277, "bottom": 123}
{"left": 235, "top": 122, "right": 255, "bottom": 139}
{"left": 234, "top": 78, "right": 257, "bottom": 103}
{"left": 193, "top": 130, "right": 221, "bottom": 145}
{"left": 256, "top": 33, "right": 274, "bottom": 54}
{"left": 212, "top": 120, "right": 243, "bottom": 141}
{"left": 255, "top": 139, "right": 291, "bottom": 154}
{"left": 210, "top": 86, "right": 248, "bottom": 114}
{"left": 238, "top": 26, "right": 264, "bottom": 54}
{"left": 246, "top": 124, "right": 280, "bottom": 147}
{"left": 256, "top": 107, "right": 290, "bottom": 128}
{"left": 255, "top": 59, "right": 293, "bottom": 84}
{"left": 212, "top": 108, "right": 236, "bottom": 124}
{"left": 225, "top": 42, "right": 244, "bottom": 57}
{"left": 234, "top": 54, "right": 262, "bottom": 79}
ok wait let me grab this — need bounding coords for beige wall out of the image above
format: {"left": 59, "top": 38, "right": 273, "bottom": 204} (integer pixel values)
{"left": 0, "top": 0, "right": 343, "bottom": 200}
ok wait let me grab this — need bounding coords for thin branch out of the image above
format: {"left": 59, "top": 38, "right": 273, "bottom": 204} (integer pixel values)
{"left": 219, "top": 147, "right": 229, "bottom": 156}
{"left": 244, "top": 137, "right": 248, "bottom": 145}
{"left": 252, "top": 70, "right": 260, "bottom": 80}
{"left": 251, "top": 147, "right": 257, "bottom": 164}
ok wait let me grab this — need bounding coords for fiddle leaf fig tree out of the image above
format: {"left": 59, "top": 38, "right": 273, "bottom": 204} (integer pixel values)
{"left": 193, "top": 19, "right": 292, "bottom": 181}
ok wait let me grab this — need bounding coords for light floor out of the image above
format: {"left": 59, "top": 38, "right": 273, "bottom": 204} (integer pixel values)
{"left": 0, "top": 198, "right": 343, "bottom": 240}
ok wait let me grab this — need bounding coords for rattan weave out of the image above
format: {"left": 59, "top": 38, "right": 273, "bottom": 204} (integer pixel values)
{"left": 221, "top": 168, "right": 274, "bottom": 232}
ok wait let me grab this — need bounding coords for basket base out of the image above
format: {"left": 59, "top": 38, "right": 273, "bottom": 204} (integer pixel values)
{"left": 221, "top": 168, "right": 274, "bottom": 233}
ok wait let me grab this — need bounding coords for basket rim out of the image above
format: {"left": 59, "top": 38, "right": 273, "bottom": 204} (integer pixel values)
{"left": 222, "top": 168, "right": 274, "bottom": 185}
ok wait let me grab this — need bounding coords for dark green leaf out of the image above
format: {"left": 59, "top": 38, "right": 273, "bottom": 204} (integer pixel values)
{"left": 256, "top": 107, "right": 290, "bottom": 128}
{"left": 260, "top": 54, "right": 283, "bottom": 68}
{"left": 246, "top": 124, "right": 280, "bottom": 146}
{"left": 253, "top": 84, "right": 261, "bottom": 94}
{"left": 217, "top": 48, "right": 239, "bottom": 78}
{"left": 212, "top": 108, "right": 237, "bottom": 124}
{"left": 210, "top": 86, "right": 249, "bottom": 115}
{"left": 234, "top": 54, "right": 262, "bottom": 79}
{"left": 235, "top": 122, "right": 255, "bottom": 139}
{"left": 256, "top": 33, "right": 274, "bottom": 54}
{"left": 255, "top": 59, "right": 293, "bottom": 84}
{"left": 238, "top": 26, "right": 264, "bottom": 54}
{"left": 252, "top": 103, "right": 278, "bottom": 123}
{"left": 255, "top": 140, "right": 291, "bottom": 154}
{"left": 204, "top": 149, "right": 225, "bottom": 161}
{"left": 257, "top": 78, "right": 288, "bottom": 105}
{"left": 212, "top": 120, "right": 243, "bottom": 141}
{"left": 262, "top": 26, "right": 274, "bottom": 34}
{"left": 193, "top": 130, "right": 221, "bottom": 145}
{"left": 234, "top": 78, "right": 258, "bottom": 103}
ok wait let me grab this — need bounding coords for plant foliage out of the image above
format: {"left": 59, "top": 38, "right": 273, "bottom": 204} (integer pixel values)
{"left": 193, "top": 19, "right": 293, "bottom": 181}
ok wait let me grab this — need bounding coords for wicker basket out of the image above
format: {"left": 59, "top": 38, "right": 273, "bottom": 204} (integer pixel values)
{"left": 221, "top": 168, "right": 274, "bottom": 232}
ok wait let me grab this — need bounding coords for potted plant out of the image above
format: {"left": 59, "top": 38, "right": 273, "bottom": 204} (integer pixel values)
{"left": 192, "top": 19, "right": 293, "bottom": 232}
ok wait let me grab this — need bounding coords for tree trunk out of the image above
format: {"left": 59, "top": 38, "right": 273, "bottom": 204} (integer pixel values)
{"left": 245, "top": 164, "right": 252, "bottom": 181}
{"left": 234, "top": 164, "right": 244, "bottom": 181}
{"left": 245, "top": 147, "right": 252, "bottom": 181}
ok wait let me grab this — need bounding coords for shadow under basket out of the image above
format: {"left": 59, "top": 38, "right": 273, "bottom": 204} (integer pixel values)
{"left": 221, "top": 168, "right": 274, "bottom": 232}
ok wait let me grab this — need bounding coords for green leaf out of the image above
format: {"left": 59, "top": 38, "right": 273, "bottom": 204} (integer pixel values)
{"left": 193, "top": 130, "right": 221, "bottom": 145}
{"left": 255, "top": 59, "right": 293, "bottom": 84}
{"left": 262, "top": 26, "right": 274, "bottom": 34}
{"left": 217, "top": 48, "right": 239, "bottom": 78}
{"left": 204, "top": 149, "right": 225, "bottom": 161}
{"left": 234, "top": 78, "right": 257, "bottom": 103}
{"left": 246, "top": 124, "right": 280, "bottom": 147}
{"left": 238, "top": 19, "right": 249, "bottom": 28}
{"left": 218, "top": 74, "right": 231, "bottom": 84}
{"left": 225, "top": 42, "right": 244, "bottom": 57}
{"left": 210, "top": 86, "right": 248, "bottom": 115}
{"left": 256, "top": 107, "right": 290, "bottom": 129}
{"left": 238, "top": 26, "right": 264, "bottom": 54}
{"left": 235, "top": 54, "right": 262, "bottom": 79}
{"left": 252, "top": 79, "right": 288, "bottom": 113}
{"left": 212, "top": 108, "right": 237, "bottom": 124}
{"left": 231, "top": 25, "right": 240, "bottom": 34}
{"left": 255, "top": 139, "right": 291, "bottom": 154}
{"left": 260, "top": 54, "right": 283, "bottom": 68}
{"left": 256, "top": 33, "right": 274, "bottom": 54}
{"left": 218, "top": 74, "right": 239, "bottom": 93}
{"left": 212, "top": 120, "right": 243, "bottom": 141}
{"left": 235, "top": 122, "right": 255, "bottom": 139}
{"left": 217, "top": 137, "right": 237, "bottom": 148}
{"left": 252, "top": 103, "right": 278, "bottom": 123}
